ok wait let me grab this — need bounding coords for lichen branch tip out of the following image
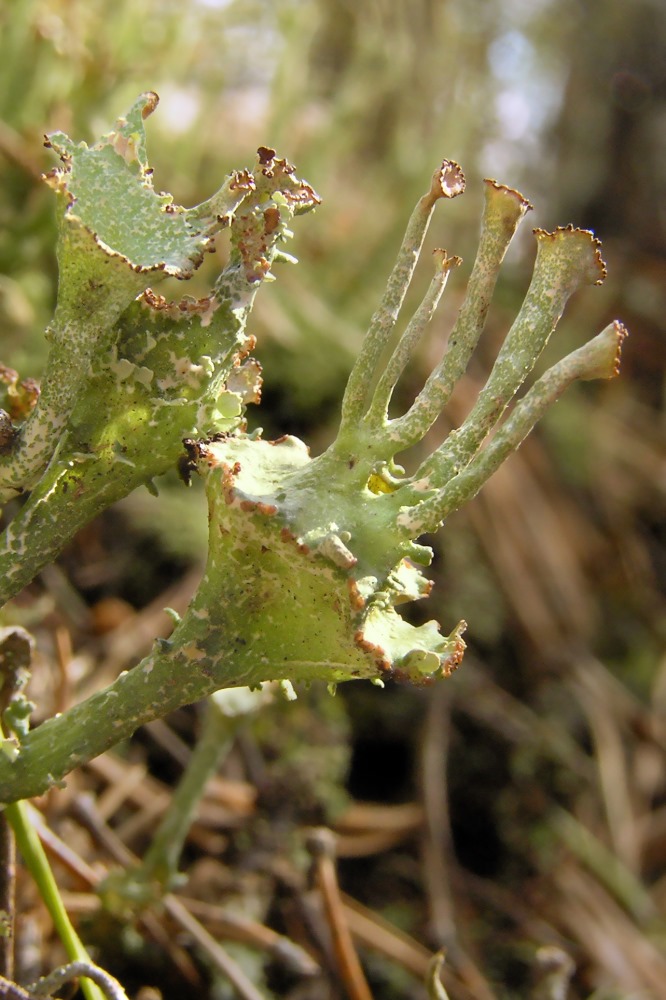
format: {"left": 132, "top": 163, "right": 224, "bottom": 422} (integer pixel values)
{"left": 426, "top": 159, "right": 466, "bottom": 207}
{"left": 577, "top": 320, "right": 628, "bottom": 381}
{"left": 140, "top": 91, "right": 160, "bottom": 119}
{"left": 533, "top": 226, "right": 607, "bottom": 285}
{"left": 483, "top": 178, "right": 534, "bottom": 213}
{"left": 432, "top": 248, "right": 463, "bottom": 273}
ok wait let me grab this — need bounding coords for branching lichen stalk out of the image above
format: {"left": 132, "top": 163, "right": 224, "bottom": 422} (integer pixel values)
{"left": 337, "top": 159, "right": 465, "bottom": 440}
{"left": 388, "top": 180, "right": 532, "bottom": 453}
{"left": 0, "top": 96, "right": 628, "bottom": 809}
{"left": 397, "top": 321, "right": 627, "bottom": 535}
{"left": 364, "top": 250, "right": 461, "bottom": 430}
{"left": 415, "top": 226, "right": 606, "bottom": 489}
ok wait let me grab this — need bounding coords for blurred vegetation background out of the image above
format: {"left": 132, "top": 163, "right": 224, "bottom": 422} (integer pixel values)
{"left": 1, "top": 1, "right": 665, "bottom": 998}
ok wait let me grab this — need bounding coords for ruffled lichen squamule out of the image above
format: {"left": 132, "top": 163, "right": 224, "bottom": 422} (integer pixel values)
{"left": 0, "top": 98, "right": 627, "bottom": 805}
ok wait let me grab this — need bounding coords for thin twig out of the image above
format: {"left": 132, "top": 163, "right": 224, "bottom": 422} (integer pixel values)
{"left": 163, "top": 897, "right": 268, "bottom": 1000}
{"left": 307, "top": 828, "right": 373, "bottom": 1000}
{"left": 419, "top": 683, "right": 456, "bottom": 943}
{"left": 0, "top": 814, "right": 15, "bottom": 981}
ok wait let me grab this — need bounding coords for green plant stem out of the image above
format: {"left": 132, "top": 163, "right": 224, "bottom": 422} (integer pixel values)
{"left": 127, "top": 688, "right": 266, "bottom": 894}
{"left": 5, "top": 800, "right": 106, "bottom": 1000}
{"left": 141, "top": 699, "right": 235, "bottom": 888}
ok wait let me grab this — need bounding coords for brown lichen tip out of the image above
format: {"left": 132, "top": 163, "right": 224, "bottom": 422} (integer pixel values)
{"left": 256, "top": 145, "right": 278, "bottom": 168}
{"left": 432, "top": 248, "right": 463, "bottom": 273}
{"left": 229, "top": 168, "right": 255, "bottom": 194}
{"left": 578, "top": 320, "right": 629, "bottom": 381}
{"left": 254, "top": 146, "right": 321, "bottom": 212}
{"left": 533, "top": 225, "right": 607, "bottom": 285}
{"left": 0, "top": 364, "right": 40, "bottom": 421}
{"left": 609, "top": 320, "right": 629, "bottom": 376}
{"left": 426, "top": 159, "right": 466, "bottom": 206}
{"left": 438, "top": 627, "right": 467, "bottom": 678}
{"left": 140, "top": 91, "right": 160, "bottom": 119}
{"left": 484, "top": 178, "right": 533, "bottom": 212}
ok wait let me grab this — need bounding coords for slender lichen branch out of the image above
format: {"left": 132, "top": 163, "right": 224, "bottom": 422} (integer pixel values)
{"left": 0, "top": 138, "right": 628, "bottom": 811}
{"left": 337, "top": 159, "right": 465, "bottom": 440}
{"left": 415, "top": 226, "right": 606, "bottom": 488}
{"left": 396, "top": 321, "right": 627, "bottom": 535}
{"left": 387, "top": 180, "right": 532, "bottom": 454}
{"left": 363, "top": 250, "right": 462, "bottom": 431}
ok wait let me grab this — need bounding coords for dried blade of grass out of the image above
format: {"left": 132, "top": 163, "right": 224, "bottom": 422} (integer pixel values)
{"left": 419, "top": 683, "right": 455, "bottom": 943}
{"left": 345, "top": 892, "right": 497, "bottom": 1000}
{"left": 163, "top": 897, "right": 269, "bottom": 1000}
{"left": 306, "top": 829, "right": 373, "bottom": 1000}
{"left": 553, "top": 862, "right": 666, "bottom": 996}
{"left": 552, "top": 808, "right": 657, "bottom": 923}
{"left": 335, "top": 802, "right": 425, "bottom": 833}
{"left": 334, "top": 801, "right": 424, "bottom": 857}
{"left": 338, "top": 892, "right": 432, "bottom": 979}
{"left": 179, "top": 897, "right": 320, "bottom": 978}
{"left": 570, "top": 662, "right": 642, "bottom": 873}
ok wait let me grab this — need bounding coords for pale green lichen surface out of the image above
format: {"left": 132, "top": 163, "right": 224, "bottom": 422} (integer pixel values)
{"left": 0, "top": 95, "right": 628, "bottom": 805}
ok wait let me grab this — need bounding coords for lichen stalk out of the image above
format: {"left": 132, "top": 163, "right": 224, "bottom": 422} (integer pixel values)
{"left": 0, "top": 121, "right": 628, "bottom": 812}
{"left": 398, "top": 321, "right": 627, "bottom": 535}
{"left": 337, "top": 160, "right": 465, "bottom": 441}
{"left": 363, "top": 250, "right": 461, "bottom": 432}
{"left": 0, "top": 132, "right": 318, "bottom": 606}
{"left": 388, "top": 180, "right": 532, "bottom": 453}
{"left": 415, "top": 226, "right": 606, "bottom": 488}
